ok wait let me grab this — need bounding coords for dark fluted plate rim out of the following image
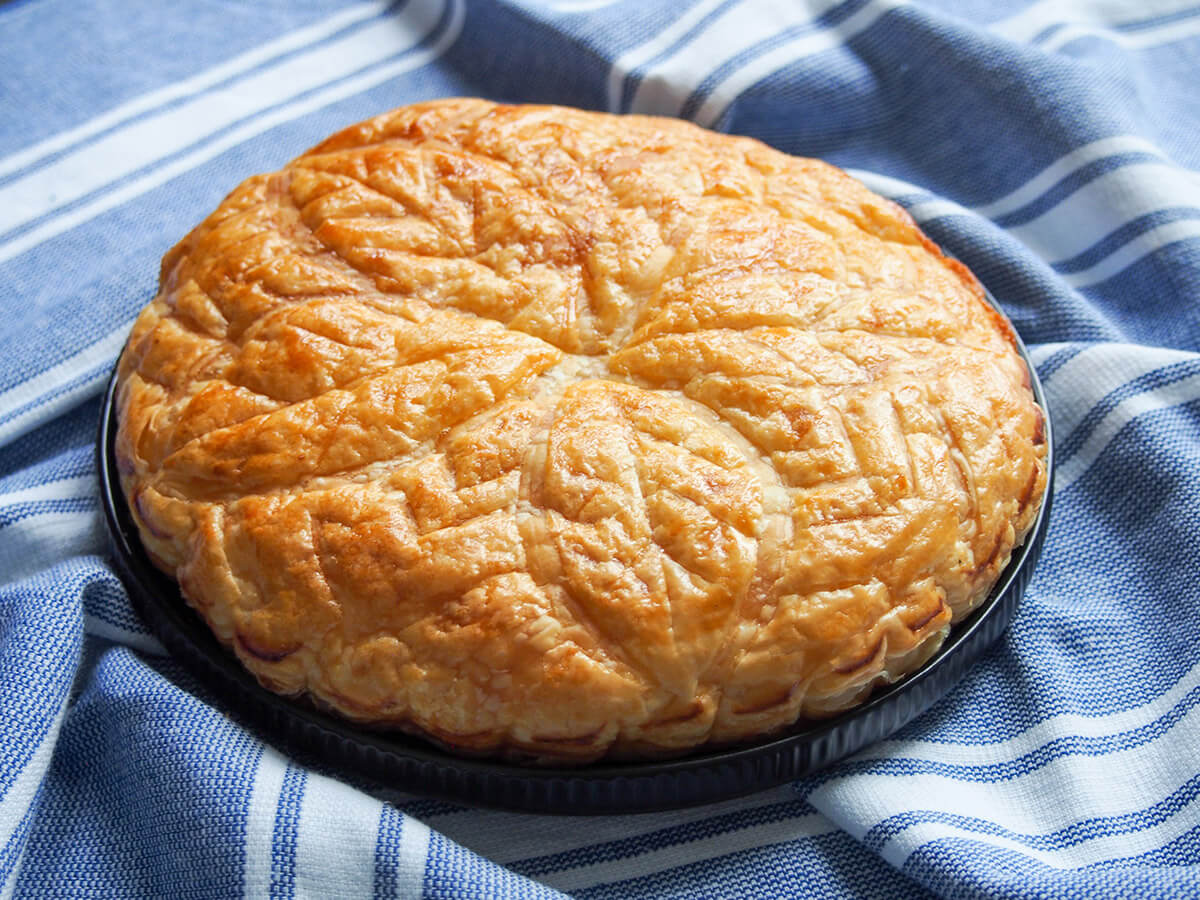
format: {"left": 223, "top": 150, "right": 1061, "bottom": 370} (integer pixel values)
{"left": 97, "top": 301, "right": 1053, "bottom": 815}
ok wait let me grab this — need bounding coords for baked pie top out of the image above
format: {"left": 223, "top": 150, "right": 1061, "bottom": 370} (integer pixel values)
{"left": 116, "top": 99, "right": 1047, "bottom": 762}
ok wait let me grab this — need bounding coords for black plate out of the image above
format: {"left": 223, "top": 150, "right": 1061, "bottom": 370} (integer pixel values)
{"left": 98, "top": 321, "right": 1053, "bottom": 815}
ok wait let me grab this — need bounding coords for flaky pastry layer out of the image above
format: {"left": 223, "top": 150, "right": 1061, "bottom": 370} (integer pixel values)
{"left": 116, "top": 100, "right": 1047, "bottom": 762}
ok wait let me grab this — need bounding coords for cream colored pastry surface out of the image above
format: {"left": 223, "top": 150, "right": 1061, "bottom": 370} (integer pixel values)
{"left": 116, "top": 99, "right": 1047, "bottom": 762}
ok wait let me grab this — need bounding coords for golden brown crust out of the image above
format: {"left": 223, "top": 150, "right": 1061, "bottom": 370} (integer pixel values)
{"left": 116, "top": 99, "right": 1047, "bottom": 762}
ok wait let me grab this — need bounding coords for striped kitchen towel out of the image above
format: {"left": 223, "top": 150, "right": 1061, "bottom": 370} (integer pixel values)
{"left": 2, "top": 0, "right": 1199, "bottom": 896}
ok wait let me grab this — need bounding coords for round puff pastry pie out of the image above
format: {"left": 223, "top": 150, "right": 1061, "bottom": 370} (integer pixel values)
{"left": 116, "top": 99, "right": 1047, "bottom": 763}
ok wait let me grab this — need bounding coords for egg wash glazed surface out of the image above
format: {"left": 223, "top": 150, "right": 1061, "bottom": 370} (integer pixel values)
{"left": 115, "top": 99, "right": 1047, "bottom": 763}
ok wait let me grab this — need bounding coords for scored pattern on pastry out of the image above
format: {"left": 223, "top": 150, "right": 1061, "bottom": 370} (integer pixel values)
{"left": 116, "top": 100, "right": 1047, "bottom": 761}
